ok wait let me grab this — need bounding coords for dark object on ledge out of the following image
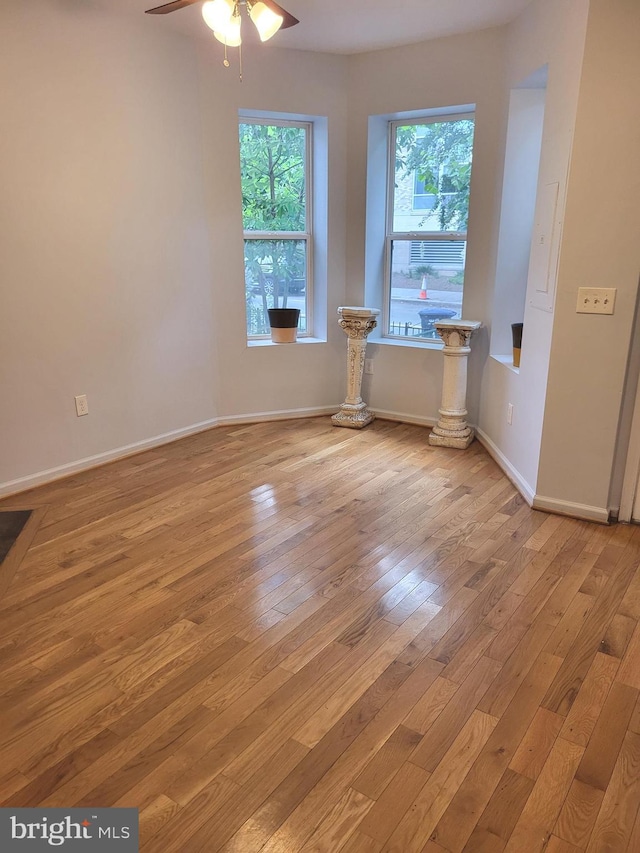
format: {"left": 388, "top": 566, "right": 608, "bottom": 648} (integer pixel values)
{"left": 512, "top": 322, "right": 523, "bottom": 368}
{"left": 268, "top": 308, "right": 300, "bottom": 343}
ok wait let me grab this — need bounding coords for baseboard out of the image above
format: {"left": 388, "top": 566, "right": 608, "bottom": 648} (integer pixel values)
{"left": 0, "top": 410, "right": 616, "bottom": 527}
{"left": 217, "top": 405, "right": 338, "bottom": 427}
{"left": 0, "top": 407, "right": 340, "bottom": 498}
{"left": 531, "top": 495, "right": 610, "bottom": 525}
{"left": 474, "top": 427, "right": 536, "bottom": 505}
{"left": 373, "top": 410, "right": 437, "bottom": 428}
{"left": 0, "top": 418, "right": 219, "bottom": 499}
{"left": 474, "top": 428, "right": 610, "bottom": 523}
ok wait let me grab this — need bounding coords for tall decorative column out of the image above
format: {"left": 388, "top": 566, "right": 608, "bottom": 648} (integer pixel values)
{"left": 332, "top": 306, "right": 380, "bottom": 429}
{"left": 429, "top": 320, "right": 482, "bottom": 449}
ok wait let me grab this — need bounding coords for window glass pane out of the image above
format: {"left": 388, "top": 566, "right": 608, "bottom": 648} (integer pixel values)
{"left": 388, "top": 239, "right": 464, "bottom": 339}
{"left": 412, "top": 174, "right": 436, "bottom": 211}
{"left": 245, "top": 239, "right": 307, "bottom": 336}
{"left": 392, "top": 118, "right": 474, "bottom": 233}
{"left": 239, "top": 123, "right": 306, "bottom": 232}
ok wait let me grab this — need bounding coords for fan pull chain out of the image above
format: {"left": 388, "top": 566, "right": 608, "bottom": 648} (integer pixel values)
{"left": 217, "top": 1, "right": 242, "bottom": 80}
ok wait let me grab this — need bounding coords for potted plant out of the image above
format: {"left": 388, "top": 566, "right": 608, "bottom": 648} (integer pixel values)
{"left": 512, "top": 322, "right": 523, "bottom": 367}
{"left": 268, "top": 307, "right": 300, "bottom": 343}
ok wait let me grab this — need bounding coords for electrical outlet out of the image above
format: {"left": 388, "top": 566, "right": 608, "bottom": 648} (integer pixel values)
{"left": 576, "top": 287, "right": 616, "bottom": 315}
{"left": 75, "top": 395, "right": 89, "bottom": 417}
{"left": 507, "top": 403, "right": 513, "bottom": 425}
{"left": 364, "top": 359, "right": 374, "bottom": 375}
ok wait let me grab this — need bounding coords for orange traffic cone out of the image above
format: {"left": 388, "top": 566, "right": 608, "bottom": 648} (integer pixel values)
{"left": 419, "top": 275, "right": 428, "bottom": 300}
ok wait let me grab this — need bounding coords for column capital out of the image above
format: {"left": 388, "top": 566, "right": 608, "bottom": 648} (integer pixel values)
{"left": 434, "top": 320, "right": 482, "bottom": 351}
{"left": 337, "top": 306, "right": 380, "bottom": 340}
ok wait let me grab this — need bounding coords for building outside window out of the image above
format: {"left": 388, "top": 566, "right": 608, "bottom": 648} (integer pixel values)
{"left": 239, "top": 119, "right": 312, "bottom": 339}
{"left": 386, "top": 114, "right": 475, "bottom": 340}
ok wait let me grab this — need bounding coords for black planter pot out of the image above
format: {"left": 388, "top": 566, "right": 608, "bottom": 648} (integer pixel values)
{"left": 512, "top": 322, "right": 523, "bottom": 368}
{"left": 268, "top": 308, "right": 300, "bottom": 343}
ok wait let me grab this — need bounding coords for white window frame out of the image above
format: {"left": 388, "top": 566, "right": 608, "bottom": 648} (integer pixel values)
{"left": 383, "top": 111, "right": 474, "bottom": 342}
{"left": 241, "top": 117, "right": 313, "bottom": 340}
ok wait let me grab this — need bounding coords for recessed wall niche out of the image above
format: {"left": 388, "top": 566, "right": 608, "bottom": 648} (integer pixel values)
{"left": 490, "top": 66, "right": 548, "bottom": 368}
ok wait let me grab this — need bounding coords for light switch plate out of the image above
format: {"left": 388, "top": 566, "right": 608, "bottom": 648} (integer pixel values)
{"left": 576, "top": 287, "right": 616, "bottom": 315}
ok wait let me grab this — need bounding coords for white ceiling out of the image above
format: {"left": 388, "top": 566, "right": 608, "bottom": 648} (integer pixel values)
{"left": 111, "top": 0, "right": 534, "bottom": 55}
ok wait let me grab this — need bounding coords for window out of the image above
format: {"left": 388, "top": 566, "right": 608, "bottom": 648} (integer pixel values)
{"left": 239, "top": 119, "right": 312, "bottom": 339}
{"left": 412, "top": 174, "right": 436, "bottom": 211}
{"left": 385, "top": 114, "right": 475, "bottom": 341}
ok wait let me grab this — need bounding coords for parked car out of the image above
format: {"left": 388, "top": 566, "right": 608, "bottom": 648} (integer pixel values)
{"left": 250, "top": 275, "right": 306, "bottom": 295}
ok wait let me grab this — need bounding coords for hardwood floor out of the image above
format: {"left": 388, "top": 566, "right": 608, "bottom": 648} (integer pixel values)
{"left": 1, "top": 417, "right": 639, "bottom": 852}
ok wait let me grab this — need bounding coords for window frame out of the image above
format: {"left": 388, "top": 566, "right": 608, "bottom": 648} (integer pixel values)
{"left": 240, "top": 117, "right": 314, "bottom": 340}
{"left": 383, "top": 111, "right": 474, "bottom": 343}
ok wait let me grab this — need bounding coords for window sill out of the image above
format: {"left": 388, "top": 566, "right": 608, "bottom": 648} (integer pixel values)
{"left": 491, "top": 354, "right": 520, "bottom": 374}
{"left": 247, "top": 336, "right": 327, "bottom": 348}
{"left": 372, "top": 336, "right": 444, "bottom": 351}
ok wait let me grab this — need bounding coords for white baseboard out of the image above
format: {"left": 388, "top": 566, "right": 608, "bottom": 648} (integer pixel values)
{"left": 474, "top": 427, "right": 536, "bottom": 505}
{"left": 217, "top": 405, "right": 338, "bottom": 426}
{"left": 0, "top": 409, "right": 615, "bottom": 526}
{"left": 475, "top": 428, "right": 610, "bottom": 523}
{"left": 531, "top": 495, "right": 610, "bottom": 525}
{"left": 0, "top": 407, "right": 340, "bottom": 498}
{"left": 0, "top": 418, "right": 219, "bottom": 498}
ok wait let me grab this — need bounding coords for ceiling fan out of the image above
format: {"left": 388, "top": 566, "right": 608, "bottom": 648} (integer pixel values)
{"left": 145, "top": 0, "right": 299, "bottom": 38}
{"left": 145, "top": 0, "right": 299, "bottom": 77}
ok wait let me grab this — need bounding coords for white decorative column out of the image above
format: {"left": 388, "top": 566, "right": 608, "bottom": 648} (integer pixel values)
{"left": 332, "top": 306, "right": 380, "bottom": 429}
{"left": 429, "top": 320, "right": 482, "bottom": 449}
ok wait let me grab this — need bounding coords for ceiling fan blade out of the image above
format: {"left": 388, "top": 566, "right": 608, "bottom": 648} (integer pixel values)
{"left": 145, "top": 0, "right": 299, "bottom": 28}
{"left": 145, "top": 0, "right": 200, "bottom": 14}
{"left": 261, "top": 0, "right": 299, "bottom": 29}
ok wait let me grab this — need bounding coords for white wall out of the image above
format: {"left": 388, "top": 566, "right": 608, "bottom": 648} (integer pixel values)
{"left": 478, "top": 0, "right": 589, "bottom": 498}
{"left": 0, "top": 1, "right": 217, "bottom": 491}
{"left": 195, "top": 46, "right": 349, "bottom": 419}
{"left": 536, "top": 0, "right": 640, "bottom": 515}
{"left": 0, "top": 2, "right": 349, "bottom": 494}
{"left": 346, "top": 28, "right": 508, "bottom": 425}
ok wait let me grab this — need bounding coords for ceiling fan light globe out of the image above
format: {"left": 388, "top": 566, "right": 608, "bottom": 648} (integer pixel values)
{"left": 202, "top": 0, "right": 235, "bottom": 32}
{"left": 249, "top": 2, "right": 283, "bottom": 41}
{"left": 213, "top": 19, "right": 242, "bottom": 46}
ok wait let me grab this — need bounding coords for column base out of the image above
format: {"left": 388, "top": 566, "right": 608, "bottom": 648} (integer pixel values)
{"left": 428, "top": 426, "right": 475, "bottom": 449}
{"left": 331, "top": 402, "right": 375, "bottom": 429}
